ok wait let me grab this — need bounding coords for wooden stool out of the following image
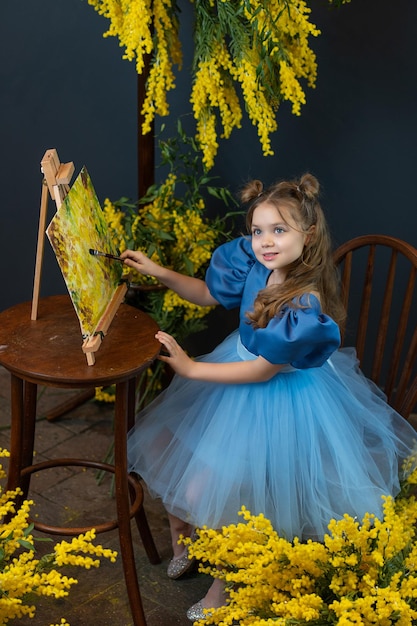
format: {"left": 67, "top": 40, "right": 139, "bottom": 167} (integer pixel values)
{"left": 0, "top": 295, "right": 161, "bottom": 626}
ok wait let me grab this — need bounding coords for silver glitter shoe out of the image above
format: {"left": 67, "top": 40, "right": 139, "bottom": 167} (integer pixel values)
{"left": 186, "top": 600, "right": 212, "bottom": 621}
{"left": 166, "top": 547, "right": 196, "bottom": 579}
{"left": 167, "top": 529, "right": 198, "bottom": 579}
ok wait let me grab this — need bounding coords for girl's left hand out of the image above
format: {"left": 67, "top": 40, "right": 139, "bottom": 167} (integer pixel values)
{"left": 155, "top": 331, "right": 194, "bottom": 378}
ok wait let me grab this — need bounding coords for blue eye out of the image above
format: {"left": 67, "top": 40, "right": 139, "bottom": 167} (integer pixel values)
{"left": 252, "top": 228, "right": 261, "bottom": 236}
{"left": 275, "top": 227, "right": 285, "bottom": 234}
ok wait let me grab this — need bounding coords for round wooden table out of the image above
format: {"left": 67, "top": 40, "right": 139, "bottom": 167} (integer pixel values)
{"left": 0, "top": 295, "right": 161, "bottom": 626}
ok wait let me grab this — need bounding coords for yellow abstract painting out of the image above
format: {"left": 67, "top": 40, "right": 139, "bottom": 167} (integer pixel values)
{"left": 46, "top": 167, "right": 123, "bottom": 338}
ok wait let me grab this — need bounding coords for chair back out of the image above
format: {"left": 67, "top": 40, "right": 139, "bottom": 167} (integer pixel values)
{"left": 333, "top": 234, "right": 417, "bottom": 419}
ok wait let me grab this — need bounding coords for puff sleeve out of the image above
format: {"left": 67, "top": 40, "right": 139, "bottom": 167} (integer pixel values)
{"left": 205, "top": 237, "right": 255, "bottom": 309}
{"left": 243, "top": 295, "right": 341, "bottom": 369}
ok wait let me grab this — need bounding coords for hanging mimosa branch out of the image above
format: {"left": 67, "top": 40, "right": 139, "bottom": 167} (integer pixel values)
{"left": 87, "top": 0, "right": 350, "bottom": 169}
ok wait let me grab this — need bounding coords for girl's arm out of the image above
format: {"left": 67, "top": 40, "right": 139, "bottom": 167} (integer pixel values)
{"left": 121, "top": 250, "right": 218, "bottom": 307}
{"left": 156, "top": 331, "right": 284, "bottom": 383}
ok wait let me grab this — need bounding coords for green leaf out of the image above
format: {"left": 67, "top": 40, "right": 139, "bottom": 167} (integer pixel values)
{"left": 155, "top": 230, "right": 175, "bottom": 241}
{"left": 23, "top": 522, "right": 35, "bottom": 537}
{"left": 18, "top": 539, "right": 35, "bottom": 551}
{"left": 182, "top": 255, "right": 195, "bottom": 276}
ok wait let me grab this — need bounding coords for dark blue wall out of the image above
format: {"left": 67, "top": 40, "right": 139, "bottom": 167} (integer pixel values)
{"left": 208, "top": 0, "right": 417, "bottom": 246}
{"left": 1, "top": 0, "right": 417, "bottom": 315}
{"left": 0, "top": 0, "right": 138, "bottom": 310}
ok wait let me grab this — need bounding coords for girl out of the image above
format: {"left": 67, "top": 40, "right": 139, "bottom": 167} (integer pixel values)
{"left": 121, "top": 173, "right": 416, "bottom": 621}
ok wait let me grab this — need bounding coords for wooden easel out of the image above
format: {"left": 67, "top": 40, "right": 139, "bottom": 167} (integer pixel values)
{"left": 81, "top": 282, "right": 127, "bottom": 366}
{"left": 31, "top": 148, "right": 75, "bottom": 321}
{"left": 32, "top": 148, "right": 127, "bottom": 366}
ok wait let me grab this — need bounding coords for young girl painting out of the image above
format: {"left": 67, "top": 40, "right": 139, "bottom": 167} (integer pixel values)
{"left": 121, "top": 173, "right": 416, "bottom": 621}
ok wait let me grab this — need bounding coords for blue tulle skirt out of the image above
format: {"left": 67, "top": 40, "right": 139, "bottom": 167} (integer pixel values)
{"left": 127, "top": 330, "right": 417, "bottom": 541}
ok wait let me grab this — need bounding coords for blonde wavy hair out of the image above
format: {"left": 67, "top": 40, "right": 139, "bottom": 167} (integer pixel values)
{"left": 241, "top": 173, "right": 346, "bottom": 329}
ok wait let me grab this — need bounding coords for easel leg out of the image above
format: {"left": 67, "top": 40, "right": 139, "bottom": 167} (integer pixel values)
{"left": 31, "top": 181, "right": 49, "bottom": 321}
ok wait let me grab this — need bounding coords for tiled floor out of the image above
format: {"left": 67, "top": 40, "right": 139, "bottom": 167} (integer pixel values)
{"left": 0, "top": 366, "right": 209, "bottom": 626}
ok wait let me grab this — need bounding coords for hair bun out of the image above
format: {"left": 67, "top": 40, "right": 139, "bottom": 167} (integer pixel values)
{"left": 298, "top": 173, "right": 320, "bottom": 200}
{"left": 240, "top": 179, "right": 263, "bottom": 204}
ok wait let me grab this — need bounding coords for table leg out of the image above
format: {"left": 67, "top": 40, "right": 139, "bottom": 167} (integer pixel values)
{"left": 22, "top": 381, "right": 38, "bottom": 496}
{"left": 115, "top": 379, "right": 148, "bottom": 626}
{"left": 127, "top": 378, "right": 161, "bottom": 565}
{"left": 7, "top": 376, "right": 38, "bottom": 499}
{"left": 7, "top": 374, "right": 24, "bottom": 492}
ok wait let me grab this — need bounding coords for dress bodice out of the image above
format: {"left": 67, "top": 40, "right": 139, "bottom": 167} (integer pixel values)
{"left": 205, "top": 237, "right": 340, "bottom": 368}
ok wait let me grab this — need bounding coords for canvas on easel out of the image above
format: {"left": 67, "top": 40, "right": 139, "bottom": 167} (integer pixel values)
{"left": 33, "top": 149, "right": 127, "bottom": 366}
{"left": 46, "top": 166, "right": 123, "bottom": 331}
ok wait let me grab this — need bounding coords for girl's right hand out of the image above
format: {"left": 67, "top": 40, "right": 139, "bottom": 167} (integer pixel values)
{"left": 155, "top": 331, "right": 195, "bottom": 378}
{"left": 120, "top": 250, "right": 162, "bottom": 278}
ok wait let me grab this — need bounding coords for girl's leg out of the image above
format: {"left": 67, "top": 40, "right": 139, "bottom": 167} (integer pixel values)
{"left": 202, "top": 578, "right": 227, "bottom": 608}
{"left": 166, "top": 512, "right": 196, "bottom": 579}
{"left": 168, "top": 512, "right": 193, "bottom": 557}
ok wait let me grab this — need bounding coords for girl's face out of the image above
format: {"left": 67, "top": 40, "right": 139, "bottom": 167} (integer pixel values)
{"left": 251, "top": 202, "right": 308, "bottom": 282}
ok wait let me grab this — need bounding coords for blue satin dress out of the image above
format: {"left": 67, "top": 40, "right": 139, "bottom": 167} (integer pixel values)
{"left": 127, "top": 237, "right": 416, "bottom": 541}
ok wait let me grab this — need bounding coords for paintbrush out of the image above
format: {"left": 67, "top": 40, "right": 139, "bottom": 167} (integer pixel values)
{"left": 89, "top": 248, "right": 124, "bottom": 262}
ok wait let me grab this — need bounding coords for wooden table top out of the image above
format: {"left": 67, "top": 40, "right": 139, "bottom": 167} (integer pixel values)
{"left": 0, "top": 295, "right": 160, "bottom": 387}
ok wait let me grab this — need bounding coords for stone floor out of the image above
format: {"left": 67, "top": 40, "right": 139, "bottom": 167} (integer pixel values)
{"left": 0, "top": 365, "right": 209, "bottom": 626}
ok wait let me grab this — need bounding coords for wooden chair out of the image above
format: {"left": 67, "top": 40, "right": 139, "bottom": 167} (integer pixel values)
{"left": 333, "top": 234, "right": 417, "bottom": 420}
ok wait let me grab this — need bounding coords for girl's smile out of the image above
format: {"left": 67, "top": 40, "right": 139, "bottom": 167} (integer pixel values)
{"left": 251, "top": 203, "right": 308, "bottom": 282}
{"left": 262, "top": 252, "right": 278, "bottom": 262}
